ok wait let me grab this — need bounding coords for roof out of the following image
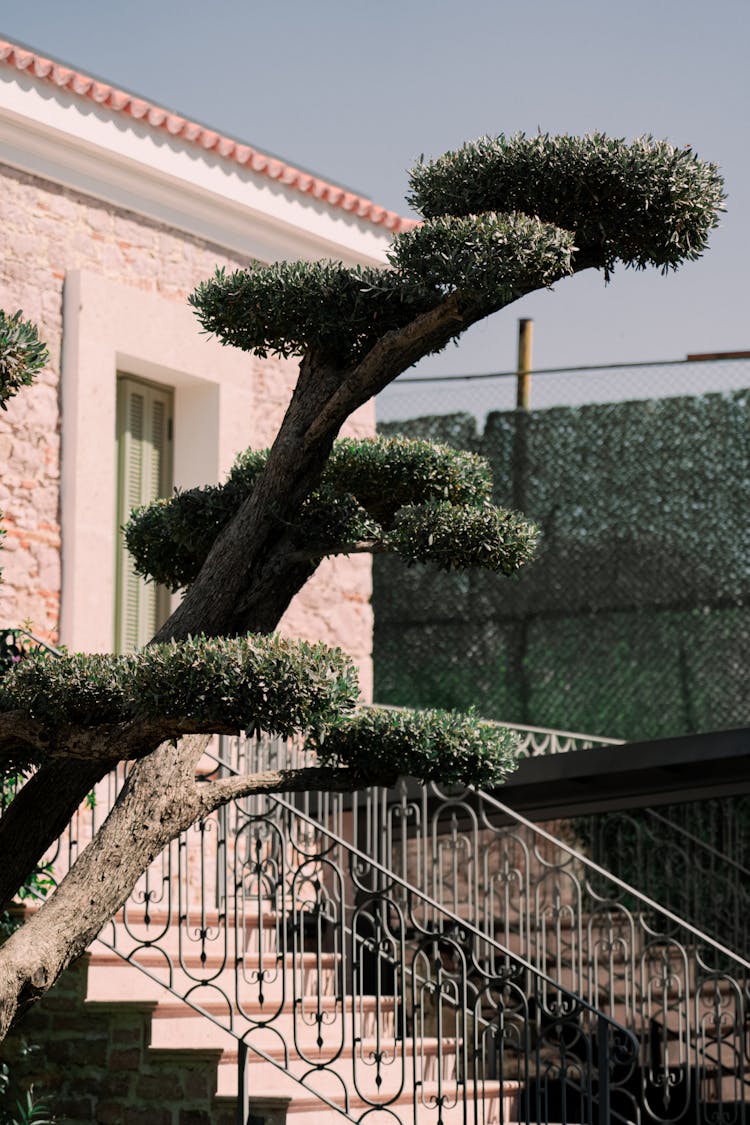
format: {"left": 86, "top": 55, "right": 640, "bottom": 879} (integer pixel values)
{"left": 0, "top": 38, "right": 414, "bottom": 234}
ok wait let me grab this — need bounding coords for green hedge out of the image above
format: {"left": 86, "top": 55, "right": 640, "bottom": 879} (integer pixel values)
{"left": 374, "top": 389, "right": 750, "bottom": 739}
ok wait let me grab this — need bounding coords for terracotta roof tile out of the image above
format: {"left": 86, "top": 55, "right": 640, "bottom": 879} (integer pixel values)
{"left": 0, "top": 38, "right": 415, "bottom": 234}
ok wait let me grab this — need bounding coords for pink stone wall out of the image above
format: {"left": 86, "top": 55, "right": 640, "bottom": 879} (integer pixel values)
{"left": 0, "top": 162, "right": 373, "bottom": 694}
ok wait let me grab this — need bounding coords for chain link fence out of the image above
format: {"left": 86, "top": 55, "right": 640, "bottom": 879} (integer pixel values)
{"left": 373, "top": 354, "right": 750, "bottom": 742}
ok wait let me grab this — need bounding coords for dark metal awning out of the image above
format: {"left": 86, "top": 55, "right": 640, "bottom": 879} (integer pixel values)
{"left": 495, "top": 726, "right": 750, "bottom": 820}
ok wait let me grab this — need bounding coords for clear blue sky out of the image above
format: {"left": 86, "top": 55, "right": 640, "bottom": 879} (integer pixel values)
{"left": 2, "top": 0, "right": 747, "bottom": 377}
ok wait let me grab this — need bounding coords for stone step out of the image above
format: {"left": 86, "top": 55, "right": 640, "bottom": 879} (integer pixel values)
{"left": 89, "top": 945, "right": 395, "bottom": 1018}
{"left": 86, "top": 941, "right": 524, "bottom": 1121}
{"left": 217, "top": 1063, "right": 520, "bottom": 1125}
{"left": 86, "top": 940, "right": 339, "bottom": 994}
{"left": 151, "top": 998, "right": 397, "bottom": 1043}
{"left": 0, "top": 956, "right": 233, "bottom": 1125}
{"left": 151, "top": 1009, "right": 456, "bottom": 1070}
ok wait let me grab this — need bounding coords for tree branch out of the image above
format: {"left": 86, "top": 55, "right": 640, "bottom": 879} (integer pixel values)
{"left": 0, "top": 759, "right": 111, "bottom": 914}
{"left": 287, "top": 540, "right": 386, "bottom": 562}
{"left": 305, "top": 292, "right": 473, "bottom": 444}
{"left": 0, "top": 711, "right": 48, "bottom": 760}
{"left": 0, "top": 725, "right": 212, "bottom": 914}
{"left": 0, "top": 735, "right": 209, "bottom": 1038}
{"left": 0, "top": 715, "right": 306, "bottom": 769}
{"left": 194, "top": 764, "right": 369, "bottom": 816}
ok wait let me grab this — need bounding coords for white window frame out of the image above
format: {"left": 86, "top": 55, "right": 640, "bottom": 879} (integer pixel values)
{"left": 61, "top": 269, "right": 254, "bottom": 653}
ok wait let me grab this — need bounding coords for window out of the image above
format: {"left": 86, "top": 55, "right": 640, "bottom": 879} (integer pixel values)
{"left": 62, "top": 271, "right": 256, "bottom": 654}
{"left": 115, "top": 375, "right": 174, "bottom": 653}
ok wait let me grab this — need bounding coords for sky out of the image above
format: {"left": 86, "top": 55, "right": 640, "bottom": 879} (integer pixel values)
{"left": 1, "top": 0, "right": 748, "bottom": 384}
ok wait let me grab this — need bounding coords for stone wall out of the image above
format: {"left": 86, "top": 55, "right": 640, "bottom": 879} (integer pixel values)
{"left": 0, "top": 953, "right": 236, "bottom": 1125}
{"left": 0, "top": 162, "right": 373, "bottom": 695}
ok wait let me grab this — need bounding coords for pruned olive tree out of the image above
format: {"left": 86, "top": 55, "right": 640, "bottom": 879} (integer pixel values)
{"left": 0, "top": 133, "right": 724, "bottom": 1038}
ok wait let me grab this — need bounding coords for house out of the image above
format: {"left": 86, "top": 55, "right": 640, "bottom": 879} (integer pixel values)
{"left": 0, "top": 36, "right": 412, "bottom": 697}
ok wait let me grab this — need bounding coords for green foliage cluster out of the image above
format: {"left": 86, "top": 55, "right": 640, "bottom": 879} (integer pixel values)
{"left": 388, "top": 500, "right": 538, "bottom": 573}
{"left": 309, "top": 706, "right": 518, "bottom": 788}
{"left": 190, "top": 261, "right": 439, "bottom": 362}
{"left": 0, "top": 635, "right": 358, "bottom": 740}
{"left": 123, "top": 485, "right": 250, "bottom": 594}
{"left": 124, "top": 435, "right": 533, "bottom": 590}
{"left": 0, "top": 638, "right": 524, "bottom": 792}
{"left": 274, "top": 435, "right": 494, "bottom": 521}
{"left": 0, "top": 1059, "right": 54, "bottom": 1125}
{"left": 390, "top": 212, "right": 574, "bottom": 304}
{"left": 190, "top": 136, "right": 723, "bottom": 362}
{"left": 0, "top": 312, "right": 48, "bottom": 410}
{"left": 408, "top": 133, "right": 725, "bottom": 277}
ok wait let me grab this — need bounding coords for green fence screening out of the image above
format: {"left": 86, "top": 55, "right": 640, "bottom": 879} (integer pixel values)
{"left": 374, "top": 387, "right": 750, "bottom": 741}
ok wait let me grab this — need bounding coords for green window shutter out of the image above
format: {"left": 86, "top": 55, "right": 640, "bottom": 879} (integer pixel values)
{"left": 115, "top": 376, "right": 174, "bottom": 653}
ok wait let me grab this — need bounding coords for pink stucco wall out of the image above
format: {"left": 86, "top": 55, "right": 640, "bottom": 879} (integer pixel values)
{"left": 0, "top": 162, "right": 374, "bottom": 696}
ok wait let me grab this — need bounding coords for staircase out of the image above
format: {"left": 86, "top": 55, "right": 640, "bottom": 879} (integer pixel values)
{"left": 3, "top": 726, "right": 750, "bottom": 1124}
{"left": 0, "top": 951, "right": 235, "bottom": 1125}
{"left": 86, "top": 914, "right": 522, "bottom": 1125}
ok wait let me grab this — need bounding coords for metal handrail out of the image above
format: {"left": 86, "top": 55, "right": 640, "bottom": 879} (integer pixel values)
{"left": 77, "top": 773, "right": 637, "bottom": 1125}
{"left": 474, "top": 791, "right": 750, "bottom": 972}
{"left": 209, "top": 738, "right": 750, "bottom": 1119}
{"left": 201, "top": 741, "right": 642, "bottom": 1121}
{"left": 260, "top": 787, "right": 642, "bottom": 1036}
{"left": 207, "top": 740, "right": 750, "bottom": 972}
{"left": 207, "top": 737, "right": 750, "bottom": 972}
{"left": 644, "top": 806, "right": 750, "bottom": 880}
{"left": 103, "top": 784, "right": 637, "bottom": 1123}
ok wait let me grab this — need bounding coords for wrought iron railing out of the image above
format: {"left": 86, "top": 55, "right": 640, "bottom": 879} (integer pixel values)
{"left": 502, "top": 722, "right": 623, "bottom": 757}
{"left": 22, "top": 742, "right": 638, "bottom": 1125}
{"left": 223, "top": 733, "right": 750, "bottom": 1123}
{"left": 8, "top": 730, "right": 746, "bottom": 1123}
{"left": 0, "top": 627, "right": 60, "bottom": 668}
{"left": 339, "top": 772, "right": 750, "bottom": 1125}
{"left": 579, "top": 802, "right": 750, "bottom": 964}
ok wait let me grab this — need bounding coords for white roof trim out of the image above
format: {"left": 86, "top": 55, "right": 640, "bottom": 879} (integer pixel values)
{"left": 0, "top": 67, "right": 392, "bottom": 266}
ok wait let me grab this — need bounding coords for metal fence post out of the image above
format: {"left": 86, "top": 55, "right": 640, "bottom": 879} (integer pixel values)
{"left": 236, "top": 1040, "right": 248, "bottom": 1125}
{"left": 516, "top": 317, "right": 533, "bottom": 409}
{"left": 597, "top": 1017, "right": 611, "bottom": 1124}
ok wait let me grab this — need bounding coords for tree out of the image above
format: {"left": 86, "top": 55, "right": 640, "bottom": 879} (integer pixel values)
{"left": 0, "top": 132, "right": 724, "bottom": 1039}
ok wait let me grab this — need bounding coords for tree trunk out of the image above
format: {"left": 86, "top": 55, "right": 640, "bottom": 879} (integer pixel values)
{"left": 0, "top": 759, "right": 110, "bottom": 913}
{"left": 156, "top": 295, "right": 479, "bottom": 643}
{"left": 0, "top": 290, "right": 493, "bottom": 1035}
{"left": 0, "top": 738, "right": 205, "bottom": 1038}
